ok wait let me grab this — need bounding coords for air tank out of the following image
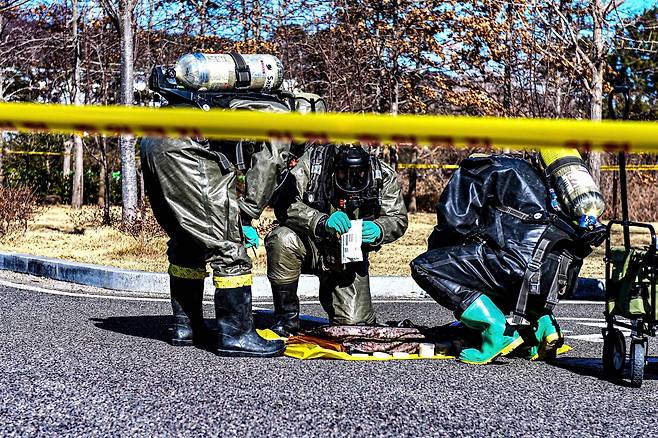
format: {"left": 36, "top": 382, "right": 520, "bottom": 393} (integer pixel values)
{"left": 174, "top": 53, "right": 284, "bottom": 92}
{"left": 540, "top": 147, "right": 605, "bottom": 227}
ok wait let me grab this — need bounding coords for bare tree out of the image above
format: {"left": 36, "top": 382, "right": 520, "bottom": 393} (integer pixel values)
{"left": 547, "top": 0, "right": 633, "bottom": 184}
{"left": 101, "top": 0, "right": 138, "bottom": 225}
{"left": 70, "top": 0, "right": 84, "bottom": 208}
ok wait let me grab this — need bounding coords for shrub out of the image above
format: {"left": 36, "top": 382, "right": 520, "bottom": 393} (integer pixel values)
{"left": 0, "top": 186, "right": 41, "bottom": 240}
{"left": 119, "top": 203, "right": 166, "bottom": 246}
{"left": 67, "top": 205, "right": 121, "bottom": 234}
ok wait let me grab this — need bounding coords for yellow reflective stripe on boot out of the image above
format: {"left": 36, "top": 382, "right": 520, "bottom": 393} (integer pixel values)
{"left": 168, "top": 264, "right": 209, "bottom": 280}
{"left": 214, "top": 274, "right": 253, "bottom": 289}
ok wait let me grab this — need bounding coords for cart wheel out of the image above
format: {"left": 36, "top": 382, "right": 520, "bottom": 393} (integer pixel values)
{"left": 629, "top": 340, "right": 646, "bottom": 388}
{"left": 603, "top": 328, "right": 626, "bottom": 379}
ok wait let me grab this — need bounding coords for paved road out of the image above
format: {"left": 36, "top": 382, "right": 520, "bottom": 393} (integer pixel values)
{"left": 1, "top": 274, "right": 657, "bottom": 437}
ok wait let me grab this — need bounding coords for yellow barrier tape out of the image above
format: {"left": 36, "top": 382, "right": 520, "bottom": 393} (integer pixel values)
{"left": 213, "top": 273, "right": 253, "bottom": 289}
{"left": 397, "top": 163, "right": 459, "bottom": 170}
{"left": 2, "top": 102, "right": 658, "bottom": 152}
{"left": 601, "top": 164, "right": 658, "bottom": 171}
{"left": 2, "top": 150, "right": 63, "bottom": 156}
{"left": 398, "top": 163, "right": 658, "bottom": 171}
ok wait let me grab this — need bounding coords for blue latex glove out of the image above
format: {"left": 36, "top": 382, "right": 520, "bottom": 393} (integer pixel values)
{"left": 242, "top": 226, "right": 259, "bottom": 249}
{"left": 362, "top": 221, "right": 382, "bottom": 244}
{"left": 324, "top": 211, "right": 352, "bottom": 235}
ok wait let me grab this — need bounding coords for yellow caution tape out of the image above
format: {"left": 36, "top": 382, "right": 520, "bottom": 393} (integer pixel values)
{"left": 2, "top": 102, "right": 658, "bottom": 152}
{"left": 168, "top": 264, "right": 208, "bottom": 280}
{"left": 213, "top": 273, "right": 253, "bottom": 289}
{"left": 399, "top": 163, "right": 658, "bottom": 171}
{"left": 601, "top": 164, "right": 658, "bottom": 171}
{"left": 2, "top": 150, "right": 63, "bottom": 156}
{"left": 397, "top": 163, "right": 459, "bottom": 170}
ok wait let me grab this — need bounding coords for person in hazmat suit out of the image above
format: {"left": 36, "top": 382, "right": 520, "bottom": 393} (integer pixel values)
{"left": 140, "top": 60, "right": 295, "bottom": 357}
{"left": 410, "top": 150, "right": 606, "bottom": 364}
{"left": 265, "top": 143, "right": 408, "bottom": 336}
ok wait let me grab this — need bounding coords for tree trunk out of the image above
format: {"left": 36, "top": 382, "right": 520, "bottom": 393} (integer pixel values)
{"left": 98, "top": 152, "right": 106, "bottom": 207}
{"left": 99, "top": 136, "right": 112, "bottom": 225}
{"left": 588, "top": 0, "right": 604, "bottom": 186}
{"left": 555, "top": 72, "right": 562, "bottom": 117}
{"left": 63, "top": 139, "right": 73, "bottom": 176}
{"left": 0, "top": 136, "right": 4, "bottom": 186}
{"left": 71, "top": 0, "right": 84, "bottom": 208}
{"left": 407, "top": 147, "right": 418, "bottom": 214}
{"left": 119, "top": 0, "right": 138, "bottom": 225}
{"left": 504, "top": 0, "right": 514, "bottom": 116}
{"left": 71, "top": 135, "right": 84, "bottom": 207}
{"left": 0, "top": 16, "right": 3, "bottom": 186}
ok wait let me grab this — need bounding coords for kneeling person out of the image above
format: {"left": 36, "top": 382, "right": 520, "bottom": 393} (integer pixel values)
{"left": 410, "top": 152, "right": 604, "bottom": 364}
{"left": 266, "top": 144, "right": 408, "bottom": 336}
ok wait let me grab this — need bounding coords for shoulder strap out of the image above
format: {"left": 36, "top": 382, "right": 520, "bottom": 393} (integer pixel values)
{"left": 545, "top": 250, "right": 574, "bottom": 309}
{"left": 511, "top": 226, "right": 569, "bottom": 326}
{"left": 235, "top": 140, "right": 246, "bottom": 171}
{"left": 304, "top": 144, "right": 331, "bottom": 205}
{"left": 371, "top": 155, "right": 384, "bottom": 207}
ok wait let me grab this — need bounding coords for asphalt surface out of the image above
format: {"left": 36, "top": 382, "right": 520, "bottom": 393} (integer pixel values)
{"left": 1, "top": 273, "right": 657, "bottom": 437}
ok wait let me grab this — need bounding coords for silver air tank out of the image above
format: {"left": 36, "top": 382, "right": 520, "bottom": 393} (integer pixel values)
{"left": 539, "top": 147, "right": 606, "bottom": 227}
{"left": 174, "top": 53, "right": 284, "bottom": 92}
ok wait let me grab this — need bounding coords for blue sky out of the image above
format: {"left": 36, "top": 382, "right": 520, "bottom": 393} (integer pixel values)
{"left": 624, "top": 0, "right": 658, "bottom": 14}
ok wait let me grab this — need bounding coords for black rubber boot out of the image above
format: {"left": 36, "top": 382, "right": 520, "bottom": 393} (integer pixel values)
{"left": 170, "top": 277, "right": 212, "bottom": 347}
{"left": 271, "top": 280, "right": 300, "bottom": 337}
{"left": 215, "top": 285, "right": 286, "bottom": 357}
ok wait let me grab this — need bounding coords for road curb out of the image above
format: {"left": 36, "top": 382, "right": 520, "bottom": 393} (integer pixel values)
{"left": 0, "top": 250, "right": 605, "bottom": 300}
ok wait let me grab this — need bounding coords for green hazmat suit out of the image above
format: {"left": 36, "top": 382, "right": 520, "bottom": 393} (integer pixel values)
{"left": 140, "top": 135, "right": 291, "bottom": 281}
{"left": 266, "top": 144, "right": 408, "bottom": 328}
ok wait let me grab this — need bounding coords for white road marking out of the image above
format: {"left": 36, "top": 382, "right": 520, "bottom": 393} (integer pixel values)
{"left": 556, "top": 317, "right": 606, "bottom": 322}
{"left": 567, "top": 334, "right": 606, "bottom": 343}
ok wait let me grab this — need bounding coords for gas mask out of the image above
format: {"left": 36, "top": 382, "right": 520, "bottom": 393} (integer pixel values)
{"left": 331, "top": 145, "right": 373, "bottom": 211}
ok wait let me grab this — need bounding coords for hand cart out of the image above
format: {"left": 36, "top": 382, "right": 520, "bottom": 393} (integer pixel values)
{"left": 602, "top": 83, "right": 657, "bottom": 387}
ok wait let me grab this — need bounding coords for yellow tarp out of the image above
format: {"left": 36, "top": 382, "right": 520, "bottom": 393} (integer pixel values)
{"left": 258, "top": 329, "right": 454, "bottom": 361}
{"left": 257, "top": 329, "right": 571, "bottom": 362}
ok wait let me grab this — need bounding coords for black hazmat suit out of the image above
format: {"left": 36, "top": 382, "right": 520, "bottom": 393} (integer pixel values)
{"left": 410, "top": 154, "right": 598, "bottom": 324}
{"left": 266, "top": 144, "right": 408, "bottom": 325}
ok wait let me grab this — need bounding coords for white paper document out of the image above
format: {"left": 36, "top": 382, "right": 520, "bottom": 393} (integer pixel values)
{"left": 341, "top": 219, "right": 363, "bottom": 264}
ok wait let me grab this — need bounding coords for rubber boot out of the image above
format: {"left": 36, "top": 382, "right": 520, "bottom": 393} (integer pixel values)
{"left": 215, "top": 286, "right": 286, "bottom": 357}
{"left": 528, "top": 314, "right": 564, "bottom": 361}
{"left": 170, "top": 277, "right": 212, "bottom": 347}
{"left": 270, "top": 281, "right": 300, "bottom": 337}
{"left": 459, "top": 295, "right": 524, "bottom": 365}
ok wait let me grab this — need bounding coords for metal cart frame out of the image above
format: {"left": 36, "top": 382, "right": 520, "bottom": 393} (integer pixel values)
{"left": 602, "top": 83, "right": 657, "bottom": 387}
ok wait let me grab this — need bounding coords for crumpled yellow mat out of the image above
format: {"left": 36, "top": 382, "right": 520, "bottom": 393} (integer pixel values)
{"left": 257, "top": 329, "right": 571, "bottom": 362}
{"left": 257, "top": 329, "right": 454, "bottom": 361}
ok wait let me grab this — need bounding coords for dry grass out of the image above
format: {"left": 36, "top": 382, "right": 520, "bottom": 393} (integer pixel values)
{"left": 3, "top": 205, "right": 652, "bottom": 278}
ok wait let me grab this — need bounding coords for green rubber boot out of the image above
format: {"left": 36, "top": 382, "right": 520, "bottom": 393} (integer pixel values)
{"left": 528, "top": 314, "right": 564, "bottom": 361}
{"left": 459, "top": 295, "right": 524, "bottom": 365}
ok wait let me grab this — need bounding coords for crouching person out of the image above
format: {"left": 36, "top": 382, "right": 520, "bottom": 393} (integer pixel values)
{"left": 410, "top": 151, "right": 604, "bottom": 364}
{"left": 266, "top": 144, "right": 408, "bottom": 336}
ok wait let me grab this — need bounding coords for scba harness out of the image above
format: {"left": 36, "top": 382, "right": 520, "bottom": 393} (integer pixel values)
{"left": 464, "top": 154, "right": 603, "bottom": 326}
{"left": 304, "top": 144, "right": 384, "bottom": 218}
{"left": 150, "top": 61, "right": 293, "bottom": 174}
{"left": 493, "top": 204, "right": 587, "bottom": 326}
